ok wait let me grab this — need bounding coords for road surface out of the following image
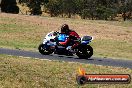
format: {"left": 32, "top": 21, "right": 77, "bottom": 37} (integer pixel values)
{"left": 0, "top": 48, "right": 132, "bottom": 69}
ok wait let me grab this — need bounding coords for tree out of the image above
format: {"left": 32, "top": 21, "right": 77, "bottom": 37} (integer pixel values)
{"left": 0, "top": 0, "right": 19, "bottom": 14}
{"left": 18, "top": 0, "right": 132, "bottom": 20}
{"left": 18, "top": 0, "right": 49, "bottom": 15}
{"left": 116, "top": 0, "right": 132, "bottom": 21}
{"left": 45, "top": 0, "right": 61, "bottom": 17}
{"left": 61, "top": 0, "right": 76, "bottom": 18}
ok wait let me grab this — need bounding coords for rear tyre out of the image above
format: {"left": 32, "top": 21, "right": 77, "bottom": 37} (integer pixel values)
{"left": 38, "top": 43, "right": 53, "bottom": 55}
{"left": 76, "top": 45, "right": 93, "bottom": 59}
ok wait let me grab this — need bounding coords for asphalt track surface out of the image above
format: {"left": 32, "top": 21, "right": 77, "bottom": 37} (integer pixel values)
{"left": 0, "top": 48, "right": 132, "bottom": 69}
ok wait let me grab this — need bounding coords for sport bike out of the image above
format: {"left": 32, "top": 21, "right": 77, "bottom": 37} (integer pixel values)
{"left": 38, "top": 31, "right": 93, "bottom": 59}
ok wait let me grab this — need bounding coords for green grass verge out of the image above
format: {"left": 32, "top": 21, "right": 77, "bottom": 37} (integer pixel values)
{"left": 91, "top": 39, "right": 132, "bottom": 59}
{"left": 0, "top": 55, "right": 131, "bottom": 88}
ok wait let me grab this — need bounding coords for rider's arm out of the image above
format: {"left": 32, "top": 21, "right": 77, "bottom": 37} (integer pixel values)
{"left": 59, "top": 38, "right": 70, "bottom": 45}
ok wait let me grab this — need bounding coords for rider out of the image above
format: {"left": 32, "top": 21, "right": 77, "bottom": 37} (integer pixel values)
{"left": 60, "top": 24, "right": 81, "bottom": 51}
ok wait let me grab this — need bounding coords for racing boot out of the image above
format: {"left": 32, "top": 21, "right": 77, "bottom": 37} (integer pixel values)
{"left": 66, "top": 46, "right": 76, "bottom": 53}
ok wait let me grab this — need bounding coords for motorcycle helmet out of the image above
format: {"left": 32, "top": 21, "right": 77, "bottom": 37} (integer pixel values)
{"left": 61, "top": 24, "right": 70, "bottom": 34}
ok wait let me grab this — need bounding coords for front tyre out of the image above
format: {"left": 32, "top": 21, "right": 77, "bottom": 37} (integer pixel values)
{"left": 38, "top": 43, "right": 53, "bottom": 55}
{"left": 76, "top": 45, "right": 93, "bottom": 59}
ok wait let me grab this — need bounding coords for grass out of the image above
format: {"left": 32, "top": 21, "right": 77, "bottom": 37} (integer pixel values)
{"left": 0, "top": 54, "right": 131, "bottom": 88}
{"left": 91, "top": 39, "right": 132, "bottom": 59}
{"left": 0, "top": 13, "right": 132, "bottom": 59}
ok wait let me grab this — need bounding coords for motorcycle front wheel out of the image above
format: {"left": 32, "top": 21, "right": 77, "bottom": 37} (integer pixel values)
{"left": 38, "top": 43, "right": 53, "bottom": 55}
{"left": 76, "top": 45, "right": 93, "bottom": 59}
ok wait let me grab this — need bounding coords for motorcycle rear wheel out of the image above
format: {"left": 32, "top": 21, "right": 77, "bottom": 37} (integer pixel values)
{"left": 76, "top": 45, "right": 93, "bottom": 59}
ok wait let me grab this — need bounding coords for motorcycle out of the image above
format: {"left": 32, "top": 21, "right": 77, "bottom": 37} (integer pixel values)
{"left": 38, "top": 31, "right": 93, "bottom": 59}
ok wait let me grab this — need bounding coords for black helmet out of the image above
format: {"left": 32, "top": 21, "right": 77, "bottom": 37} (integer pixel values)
{"left": 61, "top": 24, "right": 69, "bottom": 34}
